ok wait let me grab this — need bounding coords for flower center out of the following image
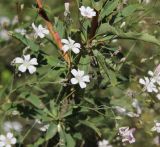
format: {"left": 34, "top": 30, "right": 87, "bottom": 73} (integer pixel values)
{"left": 76, "top": 76, "right": 82, "bottom": 82}
{"left": 6, "top": 138, "right": 11, "bottom": 145}
{"left": 23, "top": 61, "right": 30, "bottom": 67}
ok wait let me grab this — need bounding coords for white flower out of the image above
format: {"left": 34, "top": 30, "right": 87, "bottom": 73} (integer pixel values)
{"left": 71, "top": 69, "right": 90, "bottom": 88}
{"left": 79, "top": 6, "right": 96, "bottom": 18}
{"left": 0, "top": 16, "right": 10, "bottom": 27}
{"left": 32, "top": 23, "right": 49, "bottom": 38}
{"left": 0, "top": 132, "right": 17, "bottom": 147}
{"left": 0, "top": 30, "right": 10, "bottom": 41}
{"left": 119, "top": 127, "right": 136, "bottom": 144}
{"left": 139, "top": 77, "right": 158, "bottom": 93}
{"left": 39, "top": 124, "right": 49, "bottom": 132}
{"left": 61, "top": 37, "right": 81, "bottom": 54}
{"left": 15, "top": 28, "right": 26, "bottom": 36}
{"left": 13, "top": 54, "right": 38, "bottom": 74}
{"left": 152, "top": 121, "right": 160, "bottom": 133}
{"left": 98, "top": 139, "right": 112, "bottom": 147}
{"left": 3, "top": 121, "right": 22, "bottom": 132}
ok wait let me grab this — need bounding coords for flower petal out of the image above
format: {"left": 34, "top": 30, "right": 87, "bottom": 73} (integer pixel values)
{"left": 6, "top": 132, "right": 13, "bottom": 139}
{"left": 72, "top": 47, "right": 80, "bottom": 54}
{"left": 74, "top": 43, "right": 81, "bottom": 48}
{"left": 78, "top": 69, "right": 84, "bottom": 77}
{"left": 18, "top": 64, "right": 27, "bottom": 73}
{"left": 139, "top": 78, "right": 145, "bottom": 85}
{"left": 28, "top": 66, "right": 36, "bottom": 74}
{"left": 71, "top": 69, "right": 78, "bottom": 77}
{"left": 32, "top": 23, "right": 37, "bottom": 31}
{"left": 23, "top": 55, "right": 30, "bottom": 62}
{"left": 71, "top": 78, "right": 78, "bottom": 85}
{"left": 14, "top": 57, "right": 24, "bottom": 64}
{"left": 0, "top": 135, "right": 6, "bottom": 141}
{"left": 0, "top": 141, "right": 5, "bottom": 147}
{"left": 82, "top": 75, "right": 90, "bottom": 82}
{"left": 62, "top": 45, "right": 70, "bottom": 52}
{"left": 61, "top": 39, "right": 69, "bottom": 44}
{"left": 10, "top": 138, "right": 16, "bottom": 144}
{"left": 79, "top": 81, "right": 86, "bottom": 88}
{"left": 29, "top": 58, "right": 38, "bottom": 65}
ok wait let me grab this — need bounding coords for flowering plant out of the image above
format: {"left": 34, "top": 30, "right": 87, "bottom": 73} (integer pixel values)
{"left": 0, "top": 0, "right": 160, "bottom": 146}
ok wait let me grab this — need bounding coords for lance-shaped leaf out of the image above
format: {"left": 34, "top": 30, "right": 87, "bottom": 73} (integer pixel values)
{"left": 96, "top": 23, "right": 160, "bottom": 46}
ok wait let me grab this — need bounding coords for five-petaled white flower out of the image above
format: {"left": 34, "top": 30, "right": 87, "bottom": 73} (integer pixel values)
{"left": 98, "top": 139, "right": 112, "bottom": 147}
{"left": 139, "top": 77, "right": 158, "bottom": 93}
{"left": 13, "top": 54, "right": 38, "bottom": 74}
{"left": 32, "top": 23, "right": 49, "bottom": 38}
{"left": 152, "top": 121, "right": 160, "bottom": 133}
{"left": 61, "top": 37, "right": 81, "bottom": 54}
{"left": 71, "top": 69, "right": 90, "bottom": 88}
{"left": 119, "top": 127, "right": 136, "bottom": 144}
{"left": 0, "top": 132, "right": 17, "bottom": 147}
{"left": 79, "top": 6, "right": 96, "bottom": 18}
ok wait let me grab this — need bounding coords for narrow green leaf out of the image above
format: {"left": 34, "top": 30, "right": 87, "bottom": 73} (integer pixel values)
{"left": 19, "top": 92, "right": 43, "bottom": 109}
{"left": 99, "top": 0, "right": 119, "bottom": 21}
{"left": 96, "top": 23, "right": 160, "bottom": 46}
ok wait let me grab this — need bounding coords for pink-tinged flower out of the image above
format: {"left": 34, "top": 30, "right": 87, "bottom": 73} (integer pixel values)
{"left": 71, "top": 69, "right": 90, "bottom": 88}
{"left": 119, "top": 127, "right": 136, "bottom": 144}
{"left": 139, "top": 77, "right": 158, "bottom": 93}
{"left": 79, "top": 6, "right": 96, "bottom": 18}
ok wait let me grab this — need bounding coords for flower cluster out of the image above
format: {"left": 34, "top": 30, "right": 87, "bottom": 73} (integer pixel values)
{"left": 139, "top": 64, "right": 160, "bottom": 100}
